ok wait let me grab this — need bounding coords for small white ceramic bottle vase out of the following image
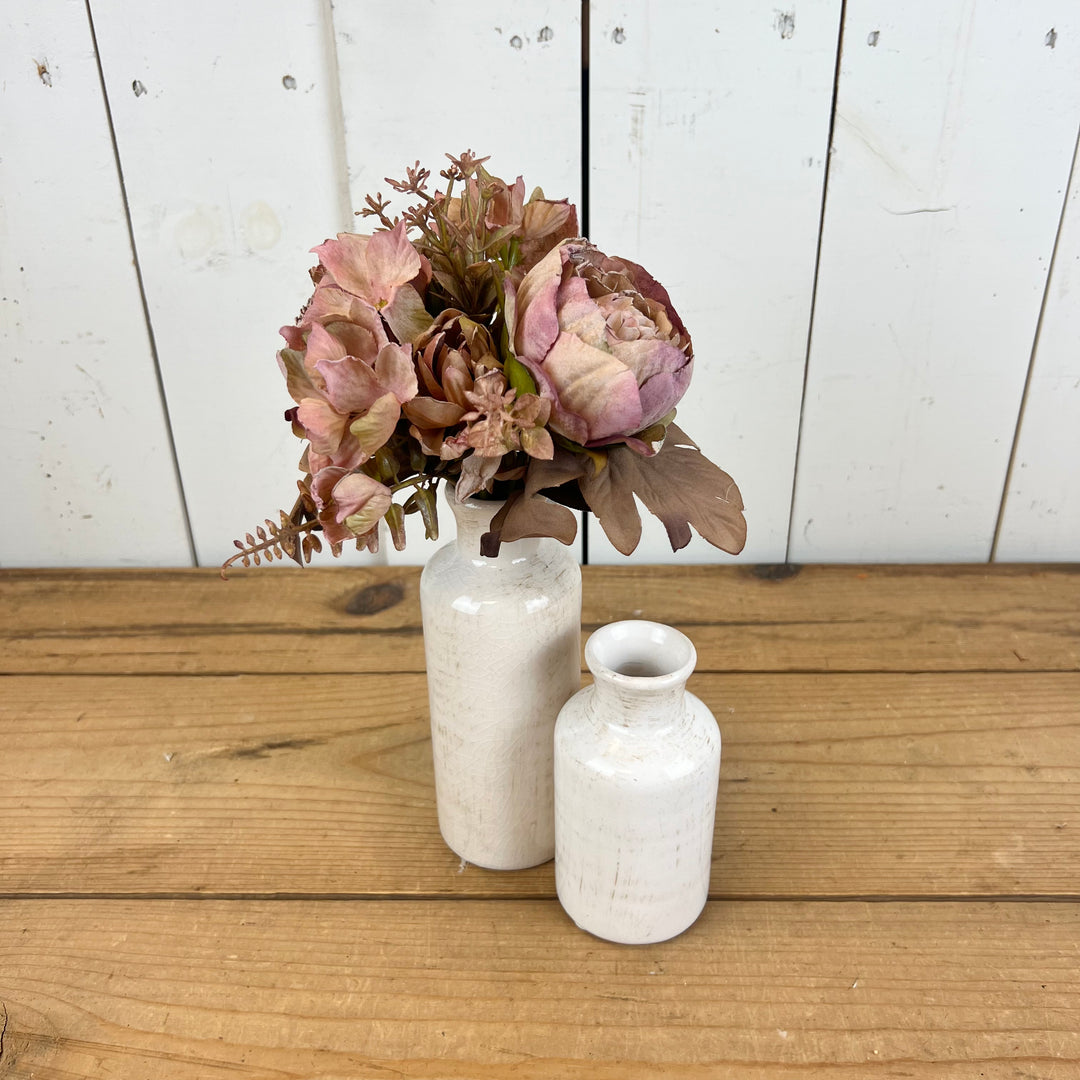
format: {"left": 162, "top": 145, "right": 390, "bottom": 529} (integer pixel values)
{"left": 420, "top": 486, "right": 581, "bottom": 870}
{"left": 554, "top": 620, "right": 721, "bottom": 944}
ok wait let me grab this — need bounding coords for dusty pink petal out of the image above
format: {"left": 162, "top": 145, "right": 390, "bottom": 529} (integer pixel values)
{"left": 374, "top": 343, "right": 418, "bottom": 404}
{"left": 333, "top": 471, "right": 392, "bottom": 531}
{"left": 517, "top": 355, "right": 585, "bottom": 444}
{"left": 308, "top": 467, "right": 353, "bottom": 545}
{"left": 555, "top": 274, "right": 606, "bottom": 346}
{"left": 612, "top": 338, "right": 693, "bottom": 428}
{"left": 614, "top": 255, "right": 691, "bottom": 342}
{"left": 313, "top": 222, "right": 420, "bottom": 310}
{"left": 279, "top": 324, "right": 306, "bottom": 350}
{"left": 537, "top": 331, "right": 643, "bottom": 444}
{"left": 304, "top": 321, "right": 348, "bottom": 364}
{"left": 412, "top": 251, "right": 433, "bottom": 294}
{"left": 277, "top": 348, "right": 318, "bottom": 404}
{"left": 518, "top": 199, "right": 579, "bottom": 272}
{"left": 484, "top": 175, "right": 525, "bottom": 230}
{"left": 296, "top": 396, "right": 348, "bottom": 455}
{"left": 520, "top": 426, "right": 554, "bottom": 460}
{"left": 512, "top": 243, "right": 566, "bottom": 361}
{"left": 306, "top": 428, "right": 368, "bottom": 474}
{"left": 310, "top": 465, "right": 347, "bottom": 510}
{"left": 521, "top": 197, "right": 576, "bottom": 242}
{"left": 383, "top": 283, "right": 434, "bottom": 345}
{"left": 316, "top": 355, "right": 387, "bottom": 415}
{"left": 635, "top": 370, "right": 693, "bottom": 432}
{"left": 301, "top": 285, "right": 389, "bottom": 348}
{"left": 348, "top": 392, "right": 401, "bottom": 457}
{"left": 439, "top": 432, "right": 469, "bottom": 460}
{"left": 328, "top": 320, "right": 388, "bottom": 363}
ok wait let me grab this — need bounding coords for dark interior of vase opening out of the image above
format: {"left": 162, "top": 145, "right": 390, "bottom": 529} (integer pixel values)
{"left": 593, "top": 626, "right": 692, "bottom": 679}
{"left": 614, "top": 659, "right": 671, "bottom": 678}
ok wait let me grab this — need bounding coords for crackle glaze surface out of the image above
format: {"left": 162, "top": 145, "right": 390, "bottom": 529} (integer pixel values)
{"left": 420, "top": 490, "right": 582, "bottom": 870}
{"left": 554, "top": 621, "right": 721, "bottom": 944}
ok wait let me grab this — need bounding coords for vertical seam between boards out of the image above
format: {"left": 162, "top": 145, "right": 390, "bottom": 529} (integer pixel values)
{"left": 989, "top": 120, "right": 1080, "bottom": 563}
{"left": 784, "top": 0, "right": 848, "bottom": 564}
{"left": 84, "top": 0, "right": 198, "bottom": 565}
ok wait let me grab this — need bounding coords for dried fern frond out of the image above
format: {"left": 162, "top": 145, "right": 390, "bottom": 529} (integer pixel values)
{"left": 220, "top": 495, "right": 319, "bottom": 579}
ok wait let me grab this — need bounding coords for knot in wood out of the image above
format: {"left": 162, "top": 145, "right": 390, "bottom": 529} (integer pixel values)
{"left": 751, "top": 563, "right": 802, "bottom": 582}
{"left": 346, "top": 581, "right": 405, "bottom": 615}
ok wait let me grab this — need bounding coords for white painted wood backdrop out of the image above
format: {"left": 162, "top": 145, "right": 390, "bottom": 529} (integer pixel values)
{"left": 3, "top": 0, "right": 1078, "bottom": 568}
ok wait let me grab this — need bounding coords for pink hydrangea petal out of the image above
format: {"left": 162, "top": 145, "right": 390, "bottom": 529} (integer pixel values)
{"left": 301, "top": 284, "right": 388, "bottom": 341}
{"left": 310, "top": 234, "right": 370, "bottom": 296}
{"left": 332, "top": 471, "right": 392, "bottom": 528}
{"left": 347, "top": 392, "right": 401, "bottom": 457}
{"left": 313, "top": 222, "right": 420, "bottom": 311}
{"left": 374, "top": 343, "right": 418, "bottom": 404}
{"left": 310, "top": 466, "right": 347, "bottom": 510}
{"left": 277, "top": 348, "right": 318, "bottom": 404}
{"left": 296, "top": 397, "right": 348, "bottom": 455}
{"left": 315, "top": 355, "right": 387, "bottom": 415}
{"left": 304, "top": 321, "right": 348, "bottom": 364}
{"left": 383, "top": 283, "right": 434, "bottom": 345}
{"left": 279, "top": 324, "right": 306, "bottom": 350}
{"left": 309, "top": 467, "right": 391, "bottom": 544}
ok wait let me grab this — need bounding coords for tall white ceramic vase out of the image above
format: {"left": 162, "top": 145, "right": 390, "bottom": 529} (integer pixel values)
{"left": 554, "top": 620, "right": 721, "bottom": 943}
{"left": 420, "top": 486, "right": 582, "bottom": 870}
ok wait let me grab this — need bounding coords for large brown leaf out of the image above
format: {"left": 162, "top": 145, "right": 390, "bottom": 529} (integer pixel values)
{"left": 480, "top": 450, "right": 586, "bottom": 555}
{"left": 581, "top": 424, "right": 745, "bottom": 556}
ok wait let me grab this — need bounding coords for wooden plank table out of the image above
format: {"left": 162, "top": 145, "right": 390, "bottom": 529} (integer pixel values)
{"left": 1, "top": 564, "right": 1077, "bottom": 1078}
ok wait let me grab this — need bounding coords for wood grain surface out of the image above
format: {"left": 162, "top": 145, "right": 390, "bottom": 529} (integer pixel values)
{"left": 1, "top": 671, "right": 1076, "bottom": 899}
{"left": 1, "top": 566, "right": 1077, "bottom": 1077}
{"left": 1, "top": 899, "right": 1076, "bottom": 1078}
{"left": 3, "top": 564, "right": 1078, "bottom": 675}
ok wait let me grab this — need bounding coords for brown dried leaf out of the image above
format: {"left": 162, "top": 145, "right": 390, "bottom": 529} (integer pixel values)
{"left": 581, "top": 424, "right": 745, "bottom": 556}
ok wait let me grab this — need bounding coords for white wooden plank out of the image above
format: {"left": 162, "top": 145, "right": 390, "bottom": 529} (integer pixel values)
{"left": 89, "top": 0, "right": 361, "bottom": 568}
{"left": 995, "top": 128, "right": 1080, "bottom": 562}
{"left": 0, "top": 0, "right": 191, "bottom": 567}
{"left": 790, "top": 2, "right": 1080, "bottom": 563}
{"left": 331, "top": 0, "right": 582, "bottom": 566}
{"left": 586, "top": 0, "right": 842, "bottom": 565}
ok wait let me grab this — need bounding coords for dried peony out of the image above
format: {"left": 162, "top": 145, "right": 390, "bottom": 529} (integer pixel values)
{"left": 509, "top": 239, "right": 692, "bottom": 454}
{"left": 223, "top": 151, "right": 745, "bottom": 576}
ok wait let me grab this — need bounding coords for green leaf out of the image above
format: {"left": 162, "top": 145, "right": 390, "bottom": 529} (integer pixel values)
{"left": 504, "top": 353, "right": 538, "bottom": 396}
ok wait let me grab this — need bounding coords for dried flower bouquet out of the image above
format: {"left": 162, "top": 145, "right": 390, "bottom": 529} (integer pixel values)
{"left": 224, "top": 151, "right": 745, "bottom": 573}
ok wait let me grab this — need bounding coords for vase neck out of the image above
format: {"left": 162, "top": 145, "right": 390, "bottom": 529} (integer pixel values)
{"left": 448, "top": 488, "right": 541, "bottom": 561}
{"left": 585, "top": 621, "right": 696, "bottom": 726}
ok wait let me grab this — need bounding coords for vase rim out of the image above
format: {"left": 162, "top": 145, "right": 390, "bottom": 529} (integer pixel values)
{"left": 448, "top": 482, "right": 507, "bottom": 507}
{"left": 585, "top": 620, "right": 696, "bottom": 690}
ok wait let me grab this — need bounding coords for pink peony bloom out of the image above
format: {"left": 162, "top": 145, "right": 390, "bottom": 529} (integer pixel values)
{"left": 509, "top": 240, "right": 693, "bottom": 452}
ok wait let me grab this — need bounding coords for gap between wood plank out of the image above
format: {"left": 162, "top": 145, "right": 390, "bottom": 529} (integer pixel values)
{"left": 3, "top": 893, "right": 1077, "bottom": 903}
{"left": 4, "top": 666, "right": 1072, "bottom": 676}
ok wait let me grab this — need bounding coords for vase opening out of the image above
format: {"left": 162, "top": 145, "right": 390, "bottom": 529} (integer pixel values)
{"left": 585, "top": 620, "right": 697, "bottom": 690}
